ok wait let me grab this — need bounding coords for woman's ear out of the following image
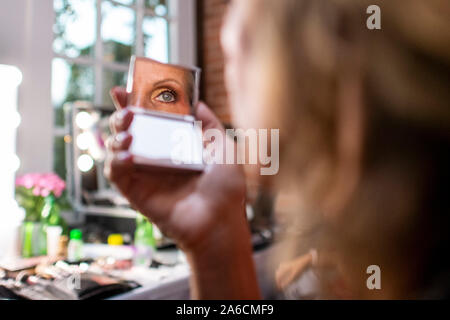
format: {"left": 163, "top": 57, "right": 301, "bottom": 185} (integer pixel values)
{"left": 323, "top": 65, "right": 365, "bottom": 221}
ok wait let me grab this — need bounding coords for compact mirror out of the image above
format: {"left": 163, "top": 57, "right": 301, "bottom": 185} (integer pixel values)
{"left": 126, "top": 56, "right": 204, "bottom": 172}
{"left": 127, "top": 56, "right": 200, "bottom": 115}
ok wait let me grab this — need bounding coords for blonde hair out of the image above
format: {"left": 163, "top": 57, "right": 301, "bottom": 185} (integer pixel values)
{"left": 244, "top": 0, "right": 450, "bottom": 298}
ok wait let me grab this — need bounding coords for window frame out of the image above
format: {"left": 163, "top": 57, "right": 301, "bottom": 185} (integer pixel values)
{"left": 53, "top": 0, "right": 197, "bottom": 134}
{"left": 13, "top": 0, "right": 196, "bottom": 177}
{"left": 52, "top": 0, "right": 196, "bottom": 165}
{"left": 49, "top": 0, "right": 197, "bottom": 219}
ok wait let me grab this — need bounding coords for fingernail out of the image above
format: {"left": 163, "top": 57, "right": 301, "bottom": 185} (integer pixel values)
{"left": 110, "top": 89, "right": 119, "bottom": 105}
{"left": 117, "top": 151, "right": 131, "bottom": 161}
{"left": 117, "top": 108, "right": 129, "bottom": 121}
{"left": 115, "top": 132, "right": 129, "bottom": 143}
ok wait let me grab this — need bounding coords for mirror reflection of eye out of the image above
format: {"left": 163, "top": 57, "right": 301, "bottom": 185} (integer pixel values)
{"left": 155, "top": 90, "right": 176, "bottom": 103}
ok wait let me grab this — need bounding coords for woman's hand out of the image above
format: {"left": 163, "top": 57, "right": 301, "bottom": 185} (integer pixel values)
{"left": 106, "top": 87, "right": 245, "bottom": 251}
{"left": 105, "top": 87, "right": 260, "bottom": 299}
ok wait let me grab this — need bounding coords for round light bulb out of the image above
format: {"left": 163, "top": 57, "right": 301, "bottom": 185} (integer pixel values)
{"left": 77, "top": 154, "right": 94, "bottom": 172}
{"left": 0, "top": 65, "right": 23, "bottom": 87}
{"left": 12, "top": 111, "right": 21, "bottom": 129}
{"left": 76, "top": 132, "right": 93, "bottom": 150}
{"left": 4, "top": 154, "right": 21, "bottom": 172}
{"left": 75, "top": 111, "right": 94, "bottom": 130}
{"left": 11, "top": 154, "right": 21, "bottom": 172}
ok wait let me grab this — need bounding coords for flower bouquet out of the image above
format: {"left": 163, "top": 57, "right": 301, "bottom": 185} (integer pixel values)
{"left": 15, "top": 173, "right": 66, "bottom": 221}
{"left": 15, "top": 173, "right": 69, "bottom": 257}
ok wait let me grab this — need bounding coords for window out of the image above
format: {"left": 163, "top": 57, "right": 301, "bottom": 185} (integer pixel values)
{"left": 52, "top": 0, "right": 178, "bottom": 179}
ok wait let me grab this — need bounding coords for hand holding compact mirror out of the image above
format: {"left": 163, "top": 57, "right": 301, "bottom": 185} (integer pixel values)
{"left": 125, "top": 56, "right": 204, "bottom": 172}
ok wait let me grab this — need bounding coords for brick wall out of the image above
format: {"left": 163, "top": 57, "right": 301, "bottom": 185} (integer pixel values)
{"left": 197, "top": 0, "right": 231, "bottom": 124}
{"left": 197, "top": 1, "right": 277, "bottom": 223}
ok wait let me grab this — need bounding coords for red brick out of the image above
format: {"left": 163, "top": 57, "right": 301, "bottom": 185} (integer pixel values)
{"left": 198, "top": 0, "right": 231, "bottom": 124}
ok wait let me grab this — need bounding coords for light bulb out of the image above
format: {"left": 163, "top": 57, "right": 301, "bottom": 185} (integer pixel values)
{"left": 12, "top": 111, "right": 21, "bottom": 129}
{"left": 77, "top": 154, "right": 94, "bottom": 172}
{"left": 6, "top": 154, "right": 21, "bottom": 172}
{"left": 0, "top": 65, "right": 23, "bottom": 87}
{"left": 76, "top": 132, "right": 94, "bottom": 150}
{"left": 75, "top": 111, "right": 94, "bottom": 130}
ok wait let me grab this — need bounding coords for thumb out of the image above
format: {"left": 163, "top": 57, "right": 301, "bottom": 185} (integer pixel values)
{"left": 195, "top": 102, "right": 225, "bottom": 132}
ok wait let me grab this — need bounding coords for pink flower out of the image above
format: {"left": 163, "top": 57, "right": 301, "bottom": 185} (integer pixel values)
{"left": 40, "top": 188, "right": 50, "bottom": 197}
{"left": 54, "top": 188, "right": 63, "bottom": 198}
{"left": 16, "top": 172, "right": 66, "bottom": 198}
{"left": 16, "top": 173, "right": 38, "bottom": 189}
{"left": 32, "top": 187, "right": 41, "bottom": 196}
{"left": 15, "top": 176, "right": 24, "bottom": 186}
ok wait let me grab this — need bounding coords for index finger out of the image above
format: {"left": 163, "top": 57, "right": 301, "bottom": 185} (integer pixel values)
{"left": 109, "top": 109, "right": 134, "bottom": 134}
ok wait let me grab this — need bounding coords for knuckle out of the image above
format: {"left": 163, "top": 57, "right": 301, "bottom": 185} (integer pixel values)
{"left": 109, "top": 114, "right": 117, "bottom": 132}
{"left": 105, "top": 136, "right": 114, "bottom": 150}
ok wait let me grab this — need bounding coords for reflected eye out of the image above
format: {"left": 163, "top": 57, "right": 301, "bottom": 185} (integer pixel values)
{"left": 155, "top": 90, "right": 176, "bottom": 103}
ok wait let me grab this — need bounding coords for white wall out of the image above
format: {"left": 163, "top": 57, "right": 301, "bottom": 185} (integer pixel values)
{"left": 0, "top": 0, "right": 54, "bottom": 174}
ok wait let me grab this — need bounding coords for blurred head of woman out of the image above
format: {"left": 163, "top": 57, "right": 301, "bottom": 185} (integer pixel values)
{"left": 222, "top": 0, "right": 450, "bottom": 298}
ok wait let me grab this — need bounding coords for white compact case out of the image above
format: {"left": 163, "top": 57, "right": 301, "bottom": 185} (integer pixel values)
{"left": 128, "top": 107, "right": 205, "bottom": 172}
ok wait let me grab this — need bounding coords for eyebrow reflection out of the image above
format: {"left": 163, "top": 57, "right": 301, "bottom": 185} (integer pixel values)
{"left": 151, "top": 78, "right": 183, "bottom": 88}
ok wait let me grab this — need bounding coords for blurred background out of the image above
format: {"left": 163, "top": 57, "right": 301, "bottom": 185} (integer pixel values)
{"left": 0, "top": 0, "right": 276, "bottom": 300}
{"left": 1, "top": 0, "right": 236, "bottom": 219}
